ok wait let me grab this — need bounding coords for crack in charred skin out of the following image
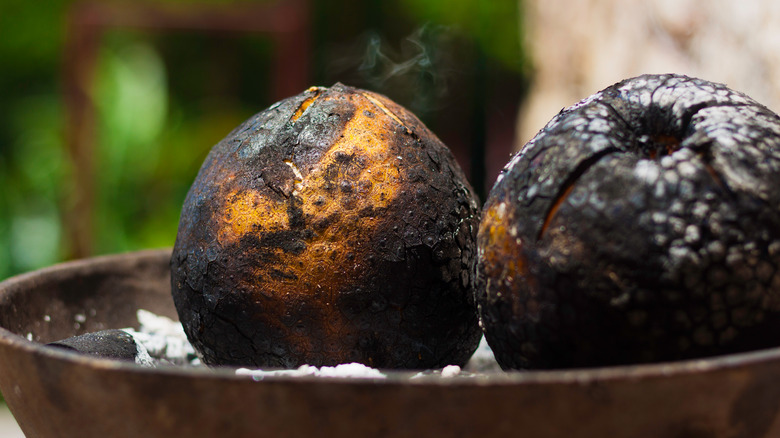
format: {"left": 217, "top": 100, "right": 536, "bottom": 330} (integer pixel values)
{"left": 694, "top": 140, "right": 780, "bottom": 229}
{"left": 210, "top": 307, "right": 261, "bottom": 363}
{"left": 677, "top": 102, "right": 708, "bottom": 135}
{"left": 266, "top": 181, "right": 290, "bottom": 199}
{"left": 693, "top": 138, "right": 746, "bottom": 201}
{"left": 703, "top": 161, "right": 729, "bottom": 194}
{"left": 283, "top": 159, "right": 304, "bottom": 195}
{"left": 537, "top": 147, "right": 621, "bottom": 240}
{"left": 290, "top": 87, "right": 323, "bottom": 123}
{"left": 649, "top": 75, "right": 676, "bottom": 104}
{"left": 598, "top": 100, "right": 634, "bottom": 133}
{"left": 362, "top": 93, "right": 412, "bottom": 134}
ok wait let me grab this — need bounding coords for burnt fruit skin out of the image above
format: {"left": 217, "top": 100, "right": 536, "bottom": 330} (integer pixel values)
{"left": 476, "top": 74, "right": 780, "bottom": 370}
{"left": 171, "top": 83, "right": 481, "bottom": 369}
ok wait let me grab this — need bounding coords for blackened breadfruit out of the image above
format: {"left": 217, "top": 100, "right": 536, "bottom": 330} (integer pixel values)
{"left": 171, "top": 83, "right": 481, "bottom": 369}
{"left": 476, "top": 74, "right": 780, "bottom": 370}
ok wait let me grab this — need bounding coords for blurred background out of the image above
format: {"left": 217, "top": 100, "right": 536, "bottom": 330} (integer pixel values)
{"left": 0, "top": 0, "right": 528, "bottom": 284}
{"left": 4, "top": 0, "right": 780, "bottom": 430}
{"left": 0, "top": 1, "right": 525, "bottom": 421}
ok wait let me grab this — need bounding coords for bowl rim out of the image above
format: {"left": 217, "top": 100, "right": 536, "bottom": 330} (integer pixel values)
{"left": 2, "top": 248, "right": 780, "bottom": 387}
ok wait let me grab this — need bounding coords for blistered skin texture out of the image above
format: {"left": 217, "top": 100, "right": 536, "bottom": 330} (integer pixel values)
{"left": 171, "top": 84, "right": 481, "bottom": 369}
{"left": 476, "top": 74, "right": 780, "bottom": 370}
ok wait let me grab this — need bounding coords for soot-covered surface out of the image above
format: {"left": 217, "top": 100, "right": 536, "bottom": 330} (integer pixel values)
{"left": 477, "top": 74, "right": 780, "bottom": 370}
{"left": 171, "top": 84, "right": 482, "bottom": 369}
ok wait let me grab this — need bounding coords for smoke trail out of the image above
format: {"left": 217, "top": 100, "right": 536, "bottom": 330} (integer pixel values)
{"left": 359, "top": 27, "right": 435, "bottom": 81}
{"left": 330, "top": 24, "right": 462, "bottom": 118}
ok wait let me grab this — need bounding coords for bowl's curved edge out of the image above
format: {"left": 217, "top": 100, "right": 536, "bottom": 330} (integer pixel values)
{"left": 5, "top": 333, "right": 780, "bottom": 438}
{"left": 2, "top": 250, "right": 780, "bottom": 437}
{"left": 0, "top": 248, "right": 173, "bottom": 298}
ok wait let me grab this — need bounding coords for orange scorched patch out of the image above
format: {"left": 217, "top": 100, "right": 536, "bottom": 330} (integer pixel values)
{"left": 217, "top": 92, "right": 404, "bottom": 251}
{"left": 212, "top": 90, "right": 412, "bottom": 361}
{"left": 217, "top": 189, "right": 289, "bottom": 244}
{"left": 479, "top": 201, "right": 527, "bottom": 284}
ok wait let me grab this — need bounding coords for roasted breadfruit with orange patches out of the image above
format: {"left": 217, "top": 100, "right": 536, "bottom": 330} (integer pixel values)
{"left": 171, "top": 83, "right": 481, "bottom": 369}
{"left": 476, "top": 74, "right": 780, "bottom": 370}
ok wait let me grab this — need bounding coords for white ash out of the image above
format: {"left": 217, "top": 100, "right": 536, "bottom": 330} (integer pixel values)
{"left": 133, "top": 341, "right": 156, "bottom": 367}
{"left": 411, "top": 365, "right": 463, "bottom": 379}
{"left": 441, "top": 365, "right": 462, "bottom": 377}
{"left": 236, "top": 363, "right": 387, "bottom": 380}
{"left": 463, "top": 336, "right": 502, "bottom": 373}
{"left": 124, "top": 309, "right": 502, "bottom": 376}
{"left": 122, "top": 310, "right": 199, "bottom": 366}
{"left": 237, "top": 339, "right": 501, "bottom": 380}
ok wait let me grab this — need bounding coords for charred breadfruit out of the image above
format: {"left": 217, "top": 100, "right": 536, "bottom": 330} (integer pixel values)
{"left": 171, "top": 83, "right": 481, "bottom": 369}
{"left": 476, "top": 74, "right": 780, "bottom": 370}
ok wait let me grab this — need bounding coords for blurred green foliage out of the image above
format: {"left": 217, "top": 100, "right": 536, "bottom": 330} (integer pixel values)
{"left": 0, "top": 0, "right": 72, "bottom": 279}
{"left": 0, "top": 0, "right": 526, "bottom": 281}
{"left": 91, "top": 31, "right": 265, "bottom": 255}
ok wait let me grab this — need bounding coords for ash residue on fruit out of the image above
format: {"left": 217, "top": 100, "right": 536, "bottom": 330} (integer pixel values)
{"left": 172, "top": 83, "right": 481, "bottom": 369}
{"left": 477, "top": 74, "right": 780, "bottom": 370}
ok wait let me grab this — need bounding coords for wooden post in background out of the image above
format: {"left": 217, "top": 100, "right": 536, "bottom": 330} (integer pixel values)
{"left": 62, "top": 0, "right": 311, "bottom": 259}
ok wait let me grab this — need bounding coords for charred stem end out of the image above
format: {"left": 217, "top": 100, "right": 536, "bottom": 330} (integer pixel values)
{"left": 642, "top": 133, "right": 682, "bottom": 160}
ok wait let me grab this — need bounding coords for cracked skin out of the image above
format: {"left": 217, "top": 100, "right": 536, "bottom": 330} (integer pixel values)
{"left": 171, "top": 83, "right": 481, "bottom": 369}
{"left": 476, "top": 74, "right": 780, "bottom": 370}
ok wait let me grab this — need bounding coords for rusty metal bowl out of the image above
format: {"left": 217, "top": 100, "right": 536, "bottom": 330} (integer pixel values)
{"left": 2, "top": 249, "right": 780, "bottom": 437}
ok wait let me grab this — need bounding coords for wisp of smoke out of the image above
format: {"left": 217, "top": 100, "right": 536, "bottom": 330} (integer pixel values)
{"left": 330, "top": 24, "right": 462, "bottom": 118}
